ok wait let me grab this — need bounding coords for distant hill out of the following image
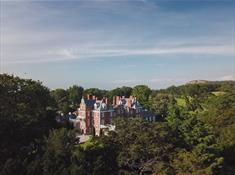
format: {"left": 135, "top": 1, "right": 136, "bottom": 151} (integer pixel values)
{"left": 161, "top": 79, "right": 235, "bottom": 96}
{"left": 186, "top": 80, "right": 235, "bottom": 85}
{"left": 187, "top": 80, "right": 210, "bottom": 84}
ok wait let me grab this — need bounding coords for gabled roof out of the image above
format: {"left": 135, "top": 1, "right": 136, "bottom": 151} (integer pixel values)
{"left": 84, "top": 99, "right": 96, "bottom": 108}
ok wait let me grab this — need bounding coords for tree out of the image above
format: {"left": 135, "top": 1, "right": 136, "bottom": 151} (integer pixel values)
{"left": 70, "top": 138, "right": 119, "bottom": 175}
{"left": 166, "top": 107, "right": 223, "bottom": 174}
{"left": 1, "top": 74, "right": 234, "bottom": 174}
{"left": 150, "top": 93, "right": 176, "bottom": 119}
{"left": 67, "top": 85, "right": 84, "bottom": 109}
{"left": 104, "top": 118, "right": 174, "bottom": 174}
{"left": 83, "top": 88, "right": 107, "bottom": 99}
{"left": 201, "top": 92, "right": 235, "bottom": 173}
{"left": 27, "top": 128, "right": 77, "bottom": 175}
{"left": 131, "top": 85, "right": 151, "bottom": 108}
{"left": 106, "top": 86, "right": 133, "bottom": 101}
{"left": 50, "top": 89, "right": 71, "bottom": 113}
{"left": 0, "top": 74, "right": 57, "bottom": 174}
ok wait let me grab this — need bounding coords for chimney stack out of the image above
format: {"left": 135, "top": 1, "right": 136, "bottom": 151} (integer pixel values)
{"left": 105, "top": 98, "right": 109, "bottom": 105}
{"left": 127, "top": 98, "right": 132, "bottom": 107}
{"left": 113, "top": 96, "right": 116, "bottom": 105}
{"left": 116, "top": 96, "right": 120, "bottom": 105}
{"left": 87, "top": 94, "right": 92, "bottom": 100}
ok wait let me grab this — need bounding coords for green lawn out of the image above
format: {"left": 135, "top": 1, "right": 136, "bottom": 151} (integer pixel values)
{"left": 211, "top": 91, "right": 225, "bottom": 96}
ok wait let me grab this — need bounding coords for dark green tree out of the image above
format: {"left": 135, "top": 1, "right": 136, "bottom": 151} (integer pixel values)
{"left": 106, "top": 86, "right": 132, "bottom": 101}
{"left": 131, "top": 85, "right": 151, "bottom": 108}
{"left": 0, "top": 74, "right": 56, "bottom": 174}
{"left": 166, "top": 107, "right": 223, "bottom": 175}
{"left": 26, "top": 128, "right": 77, "bottom": 175}
{"left": 83, "top": 88, "right": 107, "bottom": 99}
{"left": 104, "top": 118, "right": 174, "bottom": 174}
{"left": 50, "top": 88, "right": 71, "bottom": 113}
{"left": 150, "top": 93, "right": 176, "bottom": 119}
{"left": 67, "top": 85, "right": 84, "bottom": 109}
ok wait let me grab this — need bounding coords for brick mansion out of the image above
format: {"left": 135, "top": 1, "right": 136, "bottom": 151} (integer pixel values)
{"left": 72, "top": 95, "right": 156, "bottom": 136}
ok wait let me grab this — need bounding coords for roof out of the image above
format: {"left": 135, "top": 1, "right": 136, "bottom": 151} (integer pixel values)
{"left": 84, "top": 99, "right": 96, "bottom": 108}
{"left": 94, "top": 101, "right": 108, "bottom": 111}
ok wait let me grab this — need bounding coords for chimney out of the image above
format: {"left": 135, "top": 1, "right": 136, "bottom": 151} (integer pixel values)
{"left": 116, "top": 96, "right": 120, "bottom": 105}
{"left": 105, "top": 98, "right": 109, "bottom": 105}
{"left": 127, "top": 98, "right": 132, "bottom": 107}
{"left": 87, "top": 94, "right": 93, "bottom": 100}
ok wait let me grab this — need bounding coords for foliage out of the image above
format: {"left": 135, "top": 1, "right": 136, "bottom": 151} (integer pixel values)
{"left": 102, "top": 118, "right": 174, "bottom": 174}
{"left": 70, "top": 138, "right": 118, "bottom": 175}
{"left": 83, "top": 88, "right": 107, "bottom": 99}
{"left": 132, "top": 85, "right": 151, "bottom": 108}
{"left": 0, "top": 74, "right": 57, "bottom": 174}
{"left": 106, "top": 86, "right": 132, "bottom": 101}
{"left": 27, "top": 128, "right": 76, "bottom": 175}
{"left": 150, "top": 93, "right": 176, "bottom": 118}
{"left": 166, "top": 107, "right": 223, "bottom": 174}
{"left": 67, "top": 85, "right": 84, "bottom": 109}
{"left": 201, "top": 92, "right": 235, "bottom": 173}
{"left": 176, "top": 97, "right": 186, "bottom": 107}
{"left": 1, "top": 74, "right": 234, "bottom": 174}
{"left": 50, "top": 88, "right": 71, "bottom": 113}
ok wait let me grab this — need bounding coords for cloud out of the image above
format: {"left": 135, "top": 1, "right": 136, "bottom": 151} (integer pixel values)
{"left": 113, "top": 77, "right": 189, "bottom": 86}
{"left": 1, "top": 1, "right": 235, "bottom": 65}
{"left": 54, "top": 44, "right": 234, "bottom": 59}
{"left": 113, "top": 79, "right": 138, "bottom": 84}
{"left": 3, "top": 44, "right": 234, "bottom": 65}
{"left": 218, "top": 75, "right": 235, "bottom": 80}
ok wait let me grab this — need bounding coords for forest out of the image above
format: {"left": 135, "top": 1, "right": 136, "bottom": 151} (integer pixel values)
{"left": 0, "top": 74, "right": 235, "bottom": 175}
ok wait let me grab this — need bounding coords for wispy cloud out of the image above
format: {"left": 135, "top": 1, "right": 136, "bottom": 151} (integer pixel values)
{"left": 218, "top": 75, "right": 235, "bottom": 81}
{"left": 3, "top": 45, "right": 234, "bottom": 64}
{"left": 113, "top": 79, "right": 139, "bottom": 84}
{"left": 1, "top": 1, "right": 234, "bottom": 65}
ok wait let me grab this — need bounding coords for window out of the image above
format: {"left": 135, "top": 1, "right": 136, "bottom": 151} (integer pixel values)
{"left": 101, "top": 118, "right": 104, "bottom": 125}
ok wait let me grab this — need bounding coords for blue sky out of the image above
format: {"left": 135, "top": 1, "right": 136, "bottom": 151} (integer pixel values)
{"left": 1, "top": 0, "right": 235, "bottom": 89}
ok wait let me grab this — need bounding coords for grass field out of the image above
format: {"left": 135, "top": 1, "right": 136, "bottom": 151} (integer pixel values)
{"left": 211, "top": 91, "right": 225, "bottom": 96}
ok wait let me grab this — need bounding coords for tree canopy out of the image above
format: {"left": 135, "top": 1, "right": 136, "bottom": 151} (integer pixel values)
{"left": 132, "top": 85, "right": 152, "bottom": 108}
{"left": 1, "top": 74, "right": 235, "bottom": 174}
{"left": 0, "top": 74, "right": 57, "bottom": 174}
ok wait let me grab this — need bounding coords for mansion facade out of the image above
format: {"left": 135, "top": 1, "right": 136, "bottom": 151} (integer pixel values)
{"left": 75, "top": 95, "right": 155, "bottom": 136}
